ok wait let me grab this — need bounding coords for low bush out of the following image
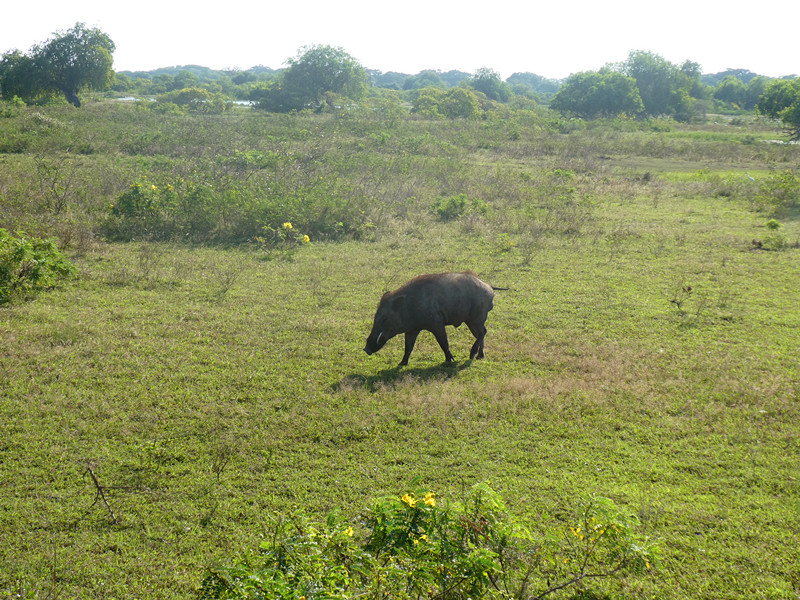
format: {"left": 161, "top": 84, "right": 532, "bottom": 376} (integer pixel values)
{"left": 755, "top": 168, "right": 800, "bottom": 211}
{"left": 432, "top": 193, "right": 489, "bottom": 221}
{"left": 0, "top": 228, "right": 76, "bottom": 304}
{"left": 199, "top": 483, "right": 656, "bottom": 600}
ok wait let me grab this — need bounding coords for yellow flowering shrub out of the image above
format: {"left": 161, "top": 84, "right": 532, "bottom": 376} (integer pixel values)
{"left": 200, "top": 483, "right": 657, "bottom": 600}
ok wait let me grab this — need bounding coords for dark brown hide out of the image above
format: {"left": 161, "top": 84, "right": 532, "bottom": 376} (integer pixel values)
{"left": 364, "top": 271, "right": 498, "bottom": 366}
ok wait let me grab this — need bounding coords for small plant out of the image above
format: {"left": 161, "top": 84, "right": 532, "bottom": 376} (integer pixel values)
{"left": 762, "top": 233, "right": 789, "bottom": 251}
{"left": 253, "top": 221, "right": 311, "bottom": 260}
{"left": 136, "top": 243, "right": 162, "bottom": 282}
{"left": 199, "top": 482, "right": 657, "bottom": 600}
{"left": 432, "top": 193, "right": 488, "bottom": 221}
{"left": 669, "top": 285, "right": 693, "bottom": 314}
{"left": 493, "top": 232, "right": 517, "bottom": 254}
{"left": 211, "top": 264, "right": 243, "bottom": 300}
{"left": 34, "top": 153, "right": 81, "bottom": 215}
{"left": 0, "top": 228, "right": 77, "bottom": 304}
{"left": 766, "top": 219, "right": 781, "bottom": 230}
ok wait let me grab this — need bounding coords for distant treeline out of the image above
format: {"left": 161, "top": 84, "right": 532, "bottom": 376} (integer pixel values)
{"left": 113, "top": 62, "right": 790, "bottom": 113}
{"left": 116, "top": 64, "right": 561, "bottom": 95}
{"left": 3, "top": 23, "right": 796, "bottom": 126}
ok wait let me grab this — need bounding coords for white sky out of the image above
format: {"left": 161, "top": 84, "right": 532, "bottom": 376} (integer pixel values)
{"left": 2, "top": 0, "right": 798, "bottom": 80}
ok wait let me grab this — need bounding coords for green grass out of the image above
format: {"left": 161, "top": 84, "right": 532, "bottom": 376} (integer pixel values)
{"left": 1, "top": 101, "right": 799, "bottom": 599}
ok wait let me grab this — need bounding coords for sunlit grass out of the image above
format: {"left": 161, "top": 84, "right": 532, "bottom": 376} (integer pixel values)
{"left": 1, "top": 104, "right": 799, "bottom": 599}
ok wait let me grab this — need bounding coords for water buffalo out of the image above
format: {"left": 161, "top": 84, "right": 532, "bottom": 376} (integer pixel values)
{"left": 364, "top": 271, "right": 504, "bottom": 366}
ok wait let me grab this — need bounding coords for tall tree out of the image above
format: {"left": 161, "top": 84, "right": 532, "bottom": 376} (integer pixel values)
{"left": 616, "top": 51, "right": 695, "bottom": 120}
{"left": 550, "top": 70, "right": 643, "bottom": 118}
{"left": 714, "top": 76, "right": 747, "bottom": 106}
{"left": 757, "top": 78, "right": 800, "bottom": 141}
{"left": 468, "top": 68, "right": 510, "bottom": 102}
{"left": 252, "top": 45, "right": 368, "bottom": 112}
{"left": 744, "top": 76, "right": 769, "bottom": 110}
{"left": 0, "top": 23, "right": 114, "bottom": 107}
{"left": 0, "top": 50, "right": 38, "bottom": 101}
{"left": 507, "top": 72, "right": 561, "bottom": 95}
{"left": 403, "top": 70, "right": 446, "bottom": 90}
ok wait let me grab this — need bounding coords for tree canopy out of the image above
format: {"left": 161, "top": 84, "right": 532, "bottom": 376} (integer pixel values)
{"left": 411, "top": 87, "right": 481, "bottom": 120}
{"left": 757, "top": 78, "right": 800, "bottom": 140}
{"left": 0, "top": 23, "right": 115, "bottom": 107}
{"left": 251, "top": 45, "right": 368, "bottom": 112}
{"left": 468, "top": 68, "right": 511, "bottom": 102}
{"left": 614, "top": 51, "right": 700, "bottom": 121}
{"left": 550, "top": 70, "right": 643, "bottom": 118}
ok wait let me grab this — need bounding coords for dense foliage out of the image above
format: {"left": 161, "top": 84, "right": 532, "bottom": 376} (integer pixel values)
{"left": 757, "top": 77, "right": 800, "bottom": 140}
{"left": 251, "top": 45, "right": 369, "bottom": 112}
{"left": 0, "top": 228, "right": 76, "bottom": 304}
{"left": 550, "top": 70, "right": 643, "bottom": 118}
{"left": 201, "top": 483, "right": 656, "bottom": 600}
{"left": 0, "top": 23, "right": 115, "bottom": 107}
{"left": 613, "top": 51, "right": 702, "bottom": 121}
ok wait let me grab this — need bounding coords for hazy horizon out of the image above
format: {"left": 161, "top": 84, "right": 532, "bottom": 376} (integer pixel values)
{"left": 4, "top": 0, "right": 798, "bottom": 81}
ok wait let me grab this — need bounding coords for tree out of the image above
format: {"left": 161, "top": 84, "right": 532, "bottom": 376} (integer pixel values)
{"left": 252, "top": 45, "right": 368, "bottom": 112}
{"left": 757, "top": 78, "right": 800, "bottom": 141}
{"left": 411, "top": 87, "right": 481, "bottom": 119}
{"left": 403, "top": 70, "right": 445, "bottom": 90}
{"left": 744, "top": 76, "right": 769, "bottom": 110}
{"left": 468, "top": 67, "right": 511, "bottom": 102}
{"left": 616, "top": 51, "right": 696, "bottom": 120}
{"left": 0, "top": 50, "right": 39, "bottom": 101}
{"left": 680, "top": 60, "right": 711, "bottom": 100}
{"left": 0, "top": 23, "right": 114, "bottom": 107}
{"left": 714, "top": 75, "right": 747, "bottom": 106}
{"left": 507, "top": 72, "right": 561, "bottom": 94}
{"left": 550, "top": 70, "right": 643, "bottom": 118}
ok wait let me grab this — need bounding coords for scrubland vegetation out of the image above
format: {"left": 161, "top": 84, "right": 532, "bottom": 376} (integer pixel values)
{"left": 1, "top": 97, "right": 799, "bottom": 599}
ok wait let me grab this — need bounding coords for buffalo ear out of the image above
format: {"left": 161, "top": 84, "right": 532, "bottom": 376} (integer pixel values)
{"left": 389, "top": 294, "right": 406, "bottom": 310}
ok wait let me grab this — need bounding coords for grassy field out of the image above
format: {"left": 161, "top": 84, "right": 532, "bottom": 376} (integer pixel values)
{"left": 1, "top": 101, "right": 799, "bottom": 599}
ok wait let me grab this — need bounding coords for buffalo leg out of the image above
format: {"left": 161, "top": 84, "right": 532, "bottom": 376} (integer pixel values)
{"left": 467, "top": 321, "right": 487, "bottom": 359}
{"left": 400, "top": 330, "right": 420, "bottom": 366}
{"left": 431, "top": 326, "right": 455, "bottom": 363}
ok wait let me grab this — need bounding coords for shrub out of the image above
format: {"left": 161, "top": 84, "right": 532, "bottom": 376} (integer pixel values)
{"left": 0, "top": 228, "right": 76, "bottom": 304}
{"left": 755, "top": 169, "right": 800, "bottom": 211}
{"left": 411, "top": 88, "right": 482, "bottom": 120}
{"left": 432, "top": 193, "right": 489, "bottom": 221}
{"left": 253, "top": 221, "right": 311, "bottom": 260}
{"left": 157, "top": 87, "right": 229, "bottom": 114}
{"left": 199, "top": 483, "right": 657, "bottom": 600}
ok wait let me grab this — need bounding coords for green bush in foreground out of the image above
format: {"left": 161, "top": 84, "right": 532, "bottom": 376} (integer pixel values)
{"left": 0, "top": 228, "right": 76, "bottom": 304}
{"left": 199, "top": 483, "right": 656, "bottom": 600}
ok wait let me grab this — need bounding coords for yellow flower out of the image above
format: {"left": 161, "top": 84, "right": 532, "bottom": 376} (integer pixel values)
{"left": 344, "top": 526, "right": 353, "bottom": 536}
{"left": 401, "top": 493, "right": 417, "bottom": 507}
{"left": 151, "top": 184, "right": 157, "bottom": 191}
{"left": 282, "top": 222, "right": 293, "bottom": 230}
{"left": 420, "top": 534, "right": 428, "bottom": 542}
{"left": 302, "top": 234, "right": 310, "bottom": 243}
{"left": 423, "top": 492, "right": 436, "bottom": 507}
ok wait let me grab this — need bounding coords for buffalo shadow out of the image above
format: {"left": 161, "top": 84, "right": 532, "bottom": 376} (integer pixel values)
{"left": 336, "top": 360, "right": 473, "bottom": 393}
